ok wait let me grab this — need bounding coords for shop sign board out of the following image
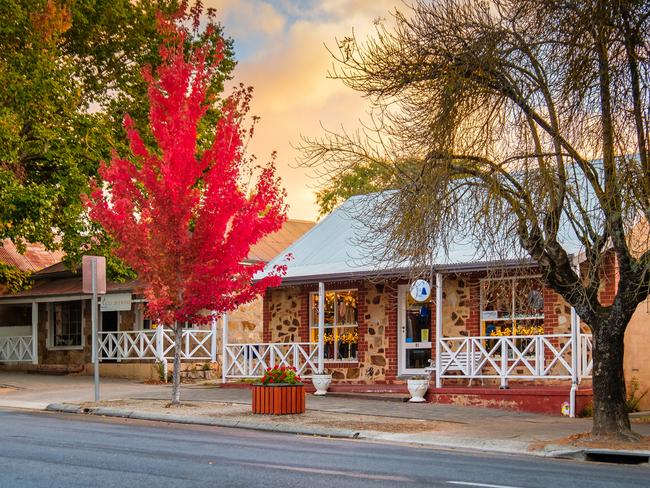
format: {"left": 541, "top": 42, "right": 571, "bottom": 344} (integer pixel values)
{"left": 101, "top": 293, "right": 132, "bottom": 312}
{"left": 410, "top": 279, "right": 431, "bottom": 302}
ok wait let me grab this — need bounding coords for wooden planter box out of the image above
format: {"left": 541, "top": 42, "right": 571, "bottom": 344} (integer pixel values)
{"left": 252, "top": 384, "right": 306, "bottom": 415}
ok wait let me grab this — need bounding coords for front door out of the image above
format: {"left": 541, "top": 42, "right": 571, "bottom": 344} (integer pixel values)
{"left": 398, "top": 284, "right": 433, "bottom": 375}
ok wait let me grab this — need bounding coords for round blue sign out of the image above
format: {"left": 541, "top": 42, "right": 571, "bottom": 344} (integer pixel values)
{"left": 410, "top": 279, "right": 431, "bottom": 302}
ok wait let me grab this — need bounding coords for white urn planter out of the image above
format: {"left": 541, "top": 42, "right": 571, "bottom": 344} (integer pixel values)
{"left": 407, "top": 378, "right": 430, "bottom": 403}
{"left": 312, "top": 373, "right": 332, "bottom": 395}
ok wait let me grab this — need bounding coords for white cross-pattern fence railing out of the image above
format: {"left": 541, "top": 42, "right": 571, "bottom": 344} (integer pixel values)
{"left": 0, "top": 336, "right": 33, "bottom": 363}
{"left": 580, "top": 333, "right": 593, "bottom": 378}
{"left": 224, "top": 343, "right": 320, "bottom": 379}
{"left": 98, "top": 328, "right": 215, "bottom": 362}
{"left": 437, "top": 333, "right": 593, "bottom": 384}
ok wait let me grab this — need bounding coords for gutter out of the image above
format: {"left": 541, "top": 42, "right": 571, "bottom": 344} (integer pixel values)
{"left": 265, "top": 258, "right": 539, "bottom": 286}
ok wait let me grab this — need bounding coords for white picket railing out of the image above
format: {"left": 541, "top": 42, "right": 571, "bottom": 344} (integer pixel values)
{"left": 224, "top": 342, "right": 320, "bottom": 378}
{"left": 438, "top": 333, "right": 593, "bottom": 381}
{"left": 98, "top": 328, "right": 214, "bottom": 361}
{"left": 0, "top": 336, "right": 33, "bottom": 363}
{"left": 580, "top": 333, "right": 593, "bottom": 378}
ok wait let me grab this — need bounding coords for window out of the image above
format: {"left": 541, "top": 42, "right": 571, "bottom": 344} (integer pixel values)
{"left": 481, "top": 277, "right": 544, "bottom": 350}
{"left": 50, "top": 301, "right": 83, "bottom": 348}
{"left": 310, "top": 290, "right": 358, "bottom": 361}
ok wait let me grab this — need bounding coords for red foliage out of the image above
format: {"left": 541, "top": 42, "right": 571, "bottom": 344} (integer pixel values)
{"left": 86, "top": 16, "right": 287, "bottom": 326}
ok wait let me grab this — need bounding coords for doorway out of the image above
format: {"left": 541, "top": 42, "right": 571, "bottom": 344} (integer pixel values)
{"left": 101, "top": 311, "right": 119, "bottom": 332}
{"left": 397, "top": 284, "right": 433, "bottom": 375}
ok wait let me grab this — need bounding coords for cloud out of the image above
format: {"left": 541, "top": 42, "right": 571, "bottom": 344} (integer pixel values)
{"left": 205, "top": 0, "right": 402, "bottom": 220}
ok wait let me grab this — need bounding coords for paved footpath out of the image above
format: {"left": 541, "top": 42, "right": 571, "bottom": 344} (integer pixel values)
{"left": 1, "top": 371, "right": 649, "bottom": 459}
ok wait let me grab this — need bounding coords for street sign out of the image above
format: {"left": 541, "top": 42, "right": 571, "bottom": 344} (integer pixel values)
{"left": 82, "top": 256, "right": 106, "bottom": 294}
{"left": 410, "top": 279, "right": 431, "bottom": 302}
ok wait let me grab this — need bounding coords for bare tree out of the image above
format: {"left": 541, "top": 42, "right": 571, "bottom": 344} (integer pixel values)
{"left": 300, "top": 0, "right": 650, "bottom": 439}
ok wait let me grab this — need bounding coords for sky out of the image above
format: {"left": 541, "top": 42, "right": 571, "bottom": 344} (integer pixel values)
{"left": 205, "top": 0, "right": 400, "bottom": 221}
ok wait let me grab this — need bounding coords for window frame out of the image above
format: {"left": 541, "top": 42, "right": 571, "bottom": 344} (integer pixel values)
{"left": 48, "top": 300, "right": 85, "bottom": 351}
{"left": 309, "top": 288, "right": 359, "bottom": 363}
{"left": 480, "top": 275, "right": 545, "bottom": 337}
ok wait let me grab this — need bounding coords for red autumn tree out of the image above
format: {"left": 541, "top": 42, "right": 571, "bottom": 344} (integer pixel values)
{"left": 86, "top": 16, "right": 287, "bottom": 405}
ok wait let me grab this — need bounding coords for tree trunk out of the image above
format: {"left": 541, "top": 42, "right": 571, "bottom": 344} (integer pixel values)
{"left": 170, "top": 321, "right": 182, "bottom": 406}
{"left": 591, "top": 318, "right": 637, "bottom": 440}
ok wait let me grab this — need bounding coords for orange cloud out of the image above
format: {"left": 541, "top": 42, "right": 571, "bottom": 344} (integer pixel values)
{"left": 206, "top": 0, "right": 400, "bottom": 220}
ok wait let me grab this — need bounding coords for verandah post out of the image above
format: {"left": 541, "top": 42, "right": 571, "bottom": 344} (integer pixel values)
{"left": 435, "top": 273, "right": 443, "bottom": 388}
{"left": 318, "top": 281, "right": 325, "bottom": 374}
{"left": 569, "top": 259, "right": 580, "bottom": 417}
{"left": 570, "top": 305, "right": 579, "bottom": 417}
{"left": 221, "top": 314, "right": 229, "bottom": 383}
{"left": 31, "top": 301, "right": 38, "bottom": 365}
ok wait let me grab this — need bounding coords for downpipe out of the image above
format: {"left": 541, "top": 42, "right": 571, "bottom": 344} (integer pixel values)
{"left": 570, "top": 382, "right": 577, "bottom": 418}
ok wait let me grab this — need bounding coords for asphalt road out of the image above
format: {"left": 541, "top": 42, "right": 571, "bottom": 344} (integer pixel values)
{"left": 0, "top": 408, "right": 647, "bottom": 488}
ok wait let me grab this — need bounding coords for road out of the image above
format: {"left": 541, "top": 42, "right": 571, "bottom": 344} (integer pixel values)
{"left": 0, "top": 408, "right": 646, "bottom": 488}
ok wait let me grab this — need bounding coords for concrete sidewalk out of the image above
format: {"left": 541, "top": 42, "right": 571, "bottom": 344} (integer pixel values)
{"left": 2, "top": 371, "right": 649, "bottom": 459}
{"left": 0, "top": 371, "right": 170, "bottom": 409}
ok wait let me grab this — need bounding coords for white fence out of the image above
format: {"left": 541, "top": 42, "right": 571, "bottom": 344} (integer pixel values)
{"left": 224, "top": 343, "right": 320, "bottom": 379}
{"left": 0, "top": 336, "right": 33, "bottom": 363}
{"left": 98, "top": 328, "right": 215, "bottom": 362}
{"left": 438, "top": 333, "right": 593, "bottom": 382}
{"left": 580, "top": 334, "right": 593, "bottom": 378}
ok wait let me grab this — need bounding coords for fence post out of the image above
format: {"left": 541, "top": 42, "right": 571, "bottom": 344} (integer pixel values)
{"left": 500, "top": 338, "right": 508, "bottom": 389}
{"left": 535, "top": 335, "right": 542, "bottom": 377}
{"left": 468, "top": 338, "right": 475, "bottom": 376}
{"left": 210, "top": 312, "right": 217, "bottom": 363}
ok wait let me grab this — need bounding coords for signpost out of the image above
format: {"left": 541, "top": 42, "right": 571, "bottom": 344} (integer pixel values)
{"left": 82, "top": 256, "right": 107, "bottom": 402}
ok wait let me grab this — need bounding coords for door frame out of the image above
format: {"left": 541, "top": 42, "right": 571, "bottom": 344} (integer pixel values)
{"left": 397, "top": 284, "right": 432, "bottom": 376}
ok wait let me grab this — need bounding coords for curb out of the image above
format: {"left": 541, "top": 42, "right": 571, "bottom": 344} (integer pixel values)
{"left": 45, "top": 403, "right": 361, "bottom": 440}
{"left": 46, "top": 403, "right": 83, "bottom": 414}
{"left": 43, "top": 403, "right": 650, "bottom": 463}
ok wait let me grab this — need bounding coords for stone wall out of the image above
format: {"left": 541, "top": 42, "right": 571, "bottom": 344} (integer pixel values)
{"left": 359, "top": 283, "right": 390, "bottom": 381}
{"left": 442, "top": 277, "right": 473, "bottom": 337}
{"left": 266, "top": 287, "right": 301, "bottom": 343}
{"left": 624, "top": 297, "right": 650, "bottom": 410}
{"left": 119, "top": 310, "right": 136, "bottom": 331}
{"left": 225, "top": 297, "right": 263, "bottom": 344}
{"left": 38, "top": 300, "right": 92, "bottom": 366}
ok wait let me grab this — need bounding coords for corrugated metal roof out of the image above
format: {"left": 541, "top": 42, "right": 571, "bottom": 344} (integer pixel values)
{"left": 259, "top": 193, "right": 584, "bottom": 284}
{"left": 0, "top": 277, "right": 144, "bottom": 301}
{"left": 0, "top": 240, "right": 64, "bottom": 272}
{"left": 0, "top": 219, "right": 314, "bottom": 301}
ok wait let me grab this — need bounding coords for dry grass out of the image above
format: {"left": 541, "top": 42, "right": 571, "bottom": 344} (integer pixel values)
{"left": 80, "top": 399, "right": 446, "bottom": 434}
{"left": 530, "top": 432, "right": 650, "bottom": 451}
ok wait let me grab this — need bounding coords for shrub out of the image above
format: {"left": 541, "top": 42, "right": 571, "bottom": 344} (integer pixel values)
{"left": 626, "top": 377, "right": 648, "bottom": 413}
{"left": 260, "top": 365, "right": 302, "bottom": 385}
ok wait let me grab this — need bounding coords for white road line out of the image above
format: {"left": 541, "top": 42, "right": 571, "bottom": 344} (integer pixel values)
{"left": 448, "top": 481, "right": 524, "bottom": 488}
{"left": 239, "top": 461, "right": 414, "bottom": 482}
